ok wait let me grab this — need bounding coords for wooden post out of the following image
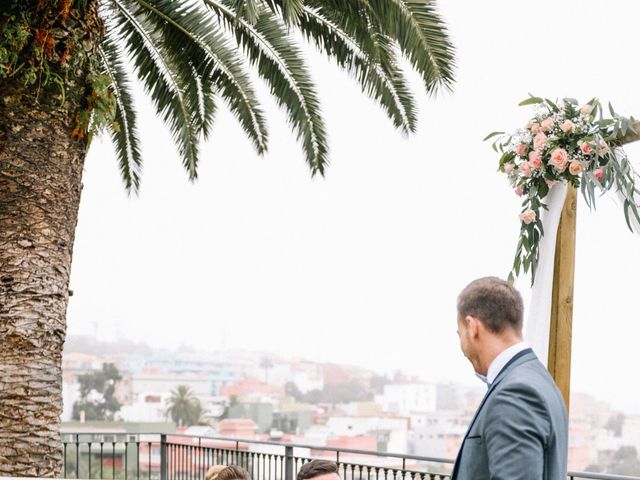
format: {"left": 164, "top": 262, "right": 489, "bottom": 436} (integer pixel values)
{"left": 547, "top": 187, "right": 577, "bottom": 412}
{"left": 547, "top": 123, "right": 640, "bottom": 412}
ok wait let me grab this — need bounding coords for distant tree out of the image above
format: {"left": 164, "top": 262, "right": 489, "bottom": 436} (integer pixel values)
{"left": 301, "top": 380, "right": 372, "bottom": 404}
{"left": 72, "top": 363, "right": 122, "bottom": 421}
{"left": 608, "top": 446, "right": 640, "bottom": 476}
{"left": 606, "top": 413, "right": 625, "bottom": 437}
{"left": 369, "top": 375, "right": 390, "bottom": 394}
{"left": 584, "top": 464, "right": 602, "bottom": 473}
{"left": 285, "top": 382, "right": 303, "bottom": 401}
{"left": 271, "top": 413, "right": 298, "bottom": 434}
{"left": 165, "top": 385, "right": 206, "bottom": 427}
{"left": 393, "top": 370, "right": 408, "bottom": 382}
{"left": 260, "top": 356, "right": 274, "bottom": 384}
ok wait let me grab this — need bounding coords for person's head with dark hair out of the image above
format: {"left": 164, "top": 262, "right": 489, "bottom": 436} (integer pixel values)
{"left": 297, "top": 460, "right": 339, "bottom": 480}
{"left": 216, "top": 466, "right": 251, "bottom": 480}
{"left": 456, "top": 276, "right": 524, "bottom": 376}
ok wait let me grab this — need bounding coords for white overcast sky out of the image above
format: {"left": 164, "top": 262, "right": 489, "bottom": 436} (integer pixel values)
{"left": 67, "top": 0, "right": 640, "bottom": 413}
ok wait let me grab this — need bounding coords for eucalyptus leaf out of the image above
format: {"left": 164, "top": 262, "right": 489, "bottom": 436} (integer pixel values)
{"left": 483, "top": 131, "right": 504, "bottom": 141}
{"left": 519, "top": 96, "right": 544, "bottom": 106}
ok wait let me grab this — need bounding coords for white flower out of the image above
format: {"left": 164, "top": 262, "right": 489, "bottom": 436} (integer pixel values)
{"left": 580, "top": 104, "right": 594, "bottom": 116}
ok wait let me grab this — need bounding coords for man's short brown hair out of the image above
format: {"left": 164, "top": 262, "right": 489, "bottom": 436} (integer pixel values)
{"left": 297, "top": 460, "right": 339, "bottom": 480}
{"left": 216, "top": 466, "right": 251, "bottom": 480}
{"left": 457, "top": 277, "right": 524, "bottom": 333}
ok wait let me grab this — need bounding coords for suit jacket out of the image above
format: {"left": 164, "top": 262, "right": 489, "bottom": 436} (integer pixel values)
{"left": 451, "top": 349, "right": 568, "bottom": 480}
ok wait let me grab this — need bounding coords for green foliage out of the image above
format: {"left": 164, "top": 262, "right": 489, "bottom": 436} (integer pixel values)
{"left": 0, "top": 10, "right": 31, "bottom": 77}
{"left": 165, "top": 385, "right": 207, "bottom": 427}
{"left": 369, "top": 374, "right": 391, "bottom": 394}
{"left": 0, "top": 0, "right": 454, "bottom": 192}
{"left": 72, "top": 363, "right": 122, "bottom": 421}
{"left": 292, "top": 379, "right": 374, "bottom": 404}
{"left": 606, "top": 413, "right": 625, "bottom": 437}
{"left": 3, "top": 1, "right": 455, "bottom": 191}
{"left": 609, "top": 446, "right": 640, "bottom": 476}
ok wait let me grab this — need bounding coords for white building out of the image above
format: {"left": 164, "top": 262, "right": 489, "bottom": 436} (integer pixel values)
{"left": 249, "top": 361, "right": 324, "bottom": 393}
{"left": 375, "top": 383, "right": 437, "bottom": 416}
{"left": 62, "top": 352, "right": 103, "bottom": 378}
{"left": 118, "top": 371, "right": 212, "bottom": 404}
{"left": 409, "top": 410, "right": 468, "bottom": 459}
{"left": 118, "top": 394, "right": 167, "bottom": 422}
{"left": 61, "top": 379, "right": 80, "bottom": 422}
{"left": 622, "top": 415, "right": 640, "bottom": 452}
{"left": 325, "top": 415, "right": 409, "bottom": 453}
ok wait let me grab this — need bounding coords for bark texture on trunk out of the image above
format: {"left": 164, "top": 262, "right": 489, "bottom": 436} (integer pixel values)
{"left": 0, "top": 75, "right": 88, "bottom": 476}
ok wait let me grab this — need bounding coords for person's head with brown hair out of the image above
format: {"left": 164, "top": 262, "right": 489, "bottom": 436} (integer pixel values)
{"left": 205, "top": 465, "right": 228, "bottom": 480}
{"left": 216, "top": 466, "right": 251, "bottom": 480}
{"left": 296, "top": 460, "right": 340, "bottom": 480}
{"left": 456, "top": 276, "right": 524, "bottom": 376}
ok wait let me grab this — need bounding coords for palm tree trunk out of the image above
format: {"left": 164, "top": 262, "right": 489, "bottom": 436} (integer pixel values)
{"left": 0, "top": 74, "right": 89, "bottom": 476}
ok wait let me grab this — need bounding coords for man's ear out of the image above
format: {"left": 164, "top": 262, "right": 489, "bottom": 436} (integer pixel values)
{"left": 466, "top": 315, "right": 481, "bottom": 338}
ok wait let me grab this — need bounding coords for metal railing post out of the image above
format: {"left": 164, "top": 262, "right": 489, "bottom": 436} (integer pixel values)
{"left": 284, "top": 446, "right": 294, "bottom": 480}
{"left": 160, "top": 434, "right": 168, "bottom": 480}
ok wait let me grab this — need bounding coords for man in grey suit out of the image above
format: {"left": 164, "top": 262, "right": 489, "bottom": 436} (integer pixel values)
{"left": 451, "top": 277, "right": 568, "bottom": 480}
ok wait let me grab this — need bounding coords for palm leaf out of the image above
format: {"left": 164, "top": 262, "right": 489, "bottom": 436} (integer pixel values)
{"left": 135, "top": 0, "right": 268, "bottom": 157}
{"left": 263, "top": 0, "right": 305, "bottom": 25}
{"left": 366, "top": 0, "right": 456, "bottom": 93}
{"left": 205, "top": 0, "right": 328, "bottom": 174}
{"left": 232, "top": 0, "right": 260, "bottom": 24}
{"left": 97, "top": 36, "right": 143, "bottom": 193}
{"left": 106, "top": 0, "right": 201, "bottom": 178}
{"left": 96, "top": 0, "right": 456, "bottom": 188}
{"left": 297, "top": 5, "right": 417, "bottom": 133}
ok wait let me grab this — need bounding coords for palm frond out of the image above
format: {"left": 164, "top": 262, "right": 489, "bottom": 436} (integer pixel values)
{"left": 297, "top": 5, "right": 417, "bottom": 134}
{"left": 134, "top": 0, "right": 269, "bottom": 156}
{"left": 185, "top": 62, "right": 218, "bottom": 141}
{"left": 232, "top": 0, "right": 260, "bottom": 24}
{"left": 97, "top": 36, "right": 143, "bottom": 194}
{"left": 96, "top": 0, "right": 456, "bottom": 188}
{"left": 205, "top": 0, "right": 328, "bottom": 174}
{"left": 106, "top": 0, "right": 201, "bottom": 178}
{"left": 366, "top": 0, "right": 456, "bottom": 93}
{"left": 263, "top": 0, "right": 304, "bottom": 25}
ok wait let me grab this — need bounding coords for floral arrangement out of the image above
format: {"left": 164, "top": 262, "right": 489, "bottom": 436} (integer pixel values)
{"left": 486, "top": 96, "right": 640, "bottom": 283}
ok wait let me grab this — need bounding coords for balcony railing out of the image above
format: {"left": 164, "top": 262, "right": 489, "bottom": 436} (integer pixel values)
{"left": 59, "top": 433, "right": 640, "bottom": 480}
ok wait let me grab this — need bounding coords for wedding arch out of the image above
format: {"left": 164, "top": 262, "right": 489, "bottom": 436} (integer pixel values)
{"left": 487, "top": 96, "right": 640, "bottom": 409}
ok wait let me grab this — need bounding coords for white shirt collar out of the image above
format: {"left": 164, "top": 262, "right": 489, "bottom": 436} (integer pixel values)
{"left": 476, "top": 341, "right": 529, "bottom": 387}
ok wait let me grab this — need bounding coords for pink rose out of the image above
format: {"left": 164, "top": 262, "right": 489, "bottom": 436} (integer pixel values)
{"left": 550, "top": 148, "right": 569, "bottom": 172}
{"left": 533, "top": 132, "right": 548, "bottom": 150}
{"left": 580, "top": 141, "right": 593, "bottom": 155}
{"left": 528, "top": 151, "right": 543, "bottom": 169}
{"left": 569, "top": 161, "right": 583, "bottom": 175}
{"left": 520, "top": 161, "right": 532, "bottom": 177}
{"left": 541, "top": 117, "right": 555, "bottom": 132}
{"left": 515, "top": 143, "right": 528, "bottom": 156}
{"left": 515, "top": 186, "right": 523, "bottom": 197}
{"left": 594, "top": 168, "right": 603, "bottom": 181}
{"left": 560, "top": 120, "right": 575, "bottom": 133}
{"left": 504, "top": 163, "right": 515, "bottom": 174}
{"left": 545, "top": 179, "right": 555, "bottom": 188}
{"left": 531, "top": 123, "right": 542, "bottom": 134}
{"left": 519, "top": 209, "right": 537, "bottom": 224}
{"left": 580, "top": 104, "right": 594, "bottom": 115}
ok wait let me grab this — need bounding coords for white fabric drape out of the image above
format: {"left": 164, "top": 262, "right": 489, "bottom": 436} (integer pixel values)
{"left": 524, "top": 183, "right": 568, "bottom": 366}
{"left": 524, "top": 151, "right": 640, "bottom": 366}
